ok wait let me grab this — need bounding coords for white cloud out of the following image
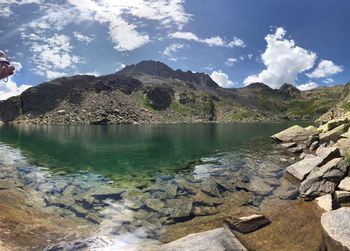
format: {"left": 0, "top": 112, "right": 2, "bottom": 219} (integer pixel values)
{"left": 24, "top": 34, "right": 81, "bottom": 79}
{"left": 210, "top": 70, "right": 235, "bottom": 88}
{"left": 0, "top": 62, "right": 31, "bottom": 100}
{"left": 0, "top": 77, "right": 31, "bottom": 100}
{"left": 162, "top": 43, "right": 187, "bottom": 61}
{"left": 67, "top": 0, "right": 190, "bottom": 51}
{"left": 73, "top": 32, "right": 94, "bottom": 43}
{"left": 225, "top": 58, "right": 237, "bottom": 66}
{"left": 306, "top": 60, "right": 343, "bottom": 78}
{"left": 228, "top": 37, "right": 246, "bottom": 48}
{"left": 323, "top": 78, "right": 334, "bottom": 84}
{"left": 243, "top": 27, "right": 317, "bottom": 89}
{"left": 169, "top": 31, "right": 245, "bottom": 48}
{"left": 297, "top": 82, "right": 319, "bottom": 91}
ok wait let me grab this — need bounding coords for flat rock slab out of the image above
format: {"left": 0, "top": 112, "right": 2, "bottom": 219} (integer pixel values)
{"left": 321, "top": 207, "right": 350, "bottom": 251}
{"left": 338, "top": 177, "right": 350, "bottom": 191}
{"left": 286, "top": 155, "right": 322, "bottom": 181}
{"left": 224, "top": 214, "right": 270, "bottom": 234}
{"left": 271, "top": 125, "right": 316, "bottom": 142}
{"left": 162, "top": 227, "right": 247, "bottom": 251}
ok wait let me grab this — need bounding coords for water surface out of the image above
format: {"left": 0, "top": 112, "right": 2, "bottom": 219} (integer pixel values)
{"left": 0, "top": 122, "right": 308, "bottom": 180}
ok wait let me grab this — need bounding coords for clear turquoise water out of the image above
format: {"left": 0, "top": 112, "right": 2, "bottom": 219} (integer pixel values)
{"left": 0, "top": 122, "right": 309, "bottom": 181}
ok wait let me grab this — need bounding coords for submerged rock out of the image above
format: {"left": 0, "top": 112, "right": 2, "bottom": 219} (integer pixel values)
{"left": 224, "top": 214, "right": 270, "bottom": 234}
{"left": 162, "top": 228, "right": 247, "bottom": 251}
{"left": 166, "top": 197, "right": 193, "bottom": 220}
{"left": 321, "top": 207, "right": 350, "bottom": 251}
{"left": 299, "top": 158, "right": 348, "bottom": 199}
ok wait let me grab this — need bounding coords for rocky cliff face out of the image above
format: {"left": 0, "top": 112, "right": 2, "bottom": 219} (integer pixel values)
{"left": 0, "top": 60, "right": 345, "bottom": 125}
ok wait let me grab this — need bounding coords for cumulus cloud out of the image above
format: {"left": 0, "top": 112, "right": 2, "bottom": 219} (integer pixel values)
{"left": 162, "top": 43, "right": 187, "bottom": 61}
{"left": 0, "top": 61, "right": 31, "bottom": 100}
{"left": 210, "top": 70, "right": 235, "bottom": 88}
{"left": 26, "top": 34, "right": 81, "bottom": 79}
{"left": 169, "top": 31, "right": 245, "bottom": 48}
{"left": 243, "top": 27, "right": 317, "bottom": 88}
{"left": 306, "top": 60, "right": 343, "bottom": 78}
{"left": 225, "top": 58, "right": 237, "bottom": 66}
{"left": 67, "top": 0, "right": 190, "bottom": 51}
{"left": 297, "top": 82, "right": 319, "bottom": 91}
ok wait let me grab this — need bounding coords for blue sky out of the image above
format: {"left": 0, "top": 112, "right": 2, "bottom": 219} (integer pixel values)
{"left": 0, "top": 0, "right": 349, "bottom": 99}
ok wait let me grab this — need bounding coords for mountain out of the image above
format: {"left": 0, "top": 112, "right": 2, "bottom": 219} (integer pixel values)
{"left": 0, "top": 60, "right": 345, "bottom": 125}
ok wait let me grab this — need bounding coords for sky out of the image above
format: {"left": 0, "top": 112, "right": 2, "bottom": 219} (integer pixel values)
{"left": 0, "top": 0, "right": 349, "bottom": 100}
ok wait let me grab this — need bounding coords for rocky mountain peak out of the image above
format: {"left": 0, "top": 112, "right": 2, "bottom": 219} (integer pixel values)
{"left": 244, "top": 82, "right": 272, "bottom": 91}
{"left": 118, "top": 60, "right": 219, "bottom": 89}
{"left": 278, "top": 83, "right": 301, "bottom": 98}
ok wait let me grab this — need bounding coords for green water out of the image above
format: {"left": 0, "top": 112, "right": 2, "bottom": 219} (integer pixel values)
{"left": 0, "top": 122, "right": 309, "bottom": 180}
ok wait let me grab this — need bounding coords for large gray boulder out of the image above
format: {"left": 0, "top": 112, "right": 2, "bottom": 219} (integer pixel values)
{"left": 299, "top": 158, "right": 348, "bottom": 199}
{"left": 161, "top": 228, "right": 247, "bottom": 251}
{"left": 286, "top": 155, "right": 323, "bottom": 181}
{"left": 271, "top": 125, "right": 317, "bottom": 142}
{"left": 321, "top": 207, "right": 350, "bottom": 251}
{"left": 320, "top": 124, "right": 349, "bottom": 143}
{"left": 286, "top": 147, "right": 340, "bottom": 181}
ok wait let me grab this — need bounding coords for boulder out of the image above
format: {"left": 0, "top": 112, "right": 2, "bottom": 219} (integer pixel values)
{"left": 271, "top": 125, "right": 317, "bottom": 142}
{"left": 299, "top": 158, "right": 348, "bottom": 199}
{"left": 315, "top": 194, "right": 333, "bottom": 211}
{"left": 338, "top": 177, "right": 350, "bottom": 191}
{"left": 161, "top": 228, "right": 247, "bottom": 251}
{"left": 166, "top": 197, "right": 193, "bottom": 219}
{"left": 286, "top": 155, "right": 322, "bottom": 181}
{"left": 224, "top": 214, "right": 270, "bottom": 234}
{"left": 335, "top": 138, "right": 350, "bottom": 156}
{"left": 321, "top": 207, "right": 350, "bottom": 251}
{"left": 335, "top": 191, "right": 350, "bottom": 205}
{"left": 316, "top": 146, "right": 341, "bottom": 163}
{"left": 319, "top": 124, "right": 349, "bottom": 143}
{"left": 319, "top": 118, "right": 349, "bottom": 133}
{"left": 306, "top": 134, "right": 319, "bottom": 148}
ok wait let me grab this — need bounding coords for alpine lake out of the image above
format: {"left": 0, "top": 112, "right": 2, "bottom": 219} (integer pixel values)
{"left": 0, "top": 122, "right": 314, "bottom": 250}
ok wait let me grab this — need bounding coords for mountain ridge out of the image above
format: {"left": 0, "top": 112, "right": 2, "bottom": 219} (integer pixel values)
{"left": 0, "top": 60, "right": 345, "bottom": 125}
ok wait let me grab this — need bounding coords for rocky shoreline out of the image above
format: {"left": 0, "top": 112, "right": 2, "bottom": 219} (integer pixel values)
{"left": 271, "top": 119, "right": 350, "bottom": 251}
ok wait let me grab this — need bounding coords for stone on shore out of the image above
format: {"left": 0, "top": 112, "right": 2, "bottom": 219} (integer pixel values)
{"left": 336, "top": 138, "right": 350, "bottom": 156}
{"left": 161, "top": 227, "right": 247, "bottom": 251}
{"left": 315, "top": 194, "right": 333, "bottom": 211}
{"left": 285, "top": 155, "right": 322, "bottom": 181}
{"left": 224, "top": 214, "right": 270, "bottom": 234}
{"left": 321, "top": 207, "right": 350, "bottom": 251}
{"left": 319, "top": 118, "right": 349, "bottom": 133}
{"left": 280, "top": 142, "right": 297, "bottom": 149}
{"left": 319, "top": 124, "right": 349, "bottom": 143}
{"left": 271, "top": 125, "right": 317, "bottom": 142}
{"left": 299, "top": 158, "right": 347, "bottom": 199}
{"left": 338, "top": 177, "right": 350, "bottom": 191}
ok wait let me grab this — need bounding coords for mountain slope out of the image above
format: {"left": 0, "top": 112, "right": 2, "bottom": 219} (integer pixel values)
{"left": 0, "top": 60, "right": 344, "bottom": 125}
